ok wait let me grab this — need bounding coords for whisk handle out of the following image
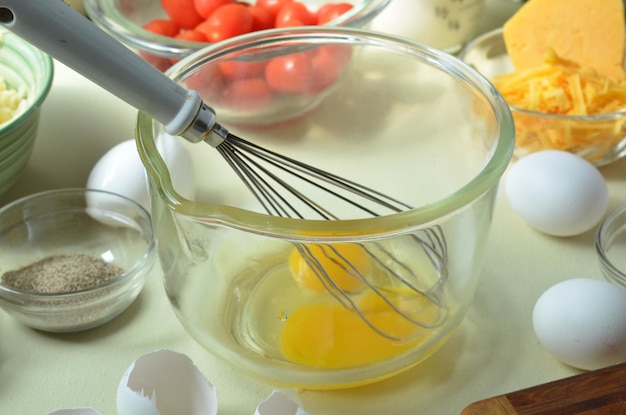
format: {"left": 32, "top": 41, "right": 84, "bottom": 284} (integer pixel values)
{"left": 0, "top": 0, "right": 216, "bottom": 142}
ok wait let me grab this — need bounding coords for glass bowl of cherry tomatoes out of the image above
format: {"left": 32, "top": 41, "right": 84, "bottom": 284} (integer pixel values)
{"left": 83, "top": 0, "right": 389, "bottom": 71}
{"left": 159, "top": 26, "right": 356, "bottom": 127}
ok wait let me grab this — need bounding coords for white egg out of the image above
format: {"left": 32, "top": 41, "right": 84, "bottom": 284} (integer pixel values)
{"left": 533, "top": 278, "right": 626, "bottom": 371}
{"left": 86, "top": 138, "right": 195, "bottom": 211}
{"left": 505, "top": 150, "right": 608, "bottom": 237}
{"left": 87, "top": 140, "right": 150, "bottom": 210}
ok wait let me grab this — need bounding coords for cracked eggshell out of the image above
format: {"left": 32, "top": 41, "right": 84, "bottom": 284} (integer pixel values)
{"left": 117, "top": 349, "right": 217, "bottom": 415}
{"left": 255, "top": 390, "right": 309, "bottom": 415}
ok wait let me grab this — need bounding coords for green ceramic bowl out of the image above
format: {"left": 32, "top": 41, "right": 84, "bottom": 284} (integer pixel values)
{"left": 0, "top": 27, "right": 54, "bottom": 197}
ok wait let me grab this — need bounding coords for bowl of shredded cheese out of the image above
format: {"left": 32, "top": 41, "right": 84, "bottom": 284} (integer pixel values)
{"left": 460, "top": 28, "right": 626, "bottom": 166}
{"left": 0, "top": 27, "right": 54, "bottom": 196}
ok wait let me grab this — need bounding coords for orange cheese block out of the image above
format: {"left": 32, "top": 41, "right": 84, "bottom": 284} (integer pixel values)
{"left": 503, "top": 0, "right": 626, "bottom": 80}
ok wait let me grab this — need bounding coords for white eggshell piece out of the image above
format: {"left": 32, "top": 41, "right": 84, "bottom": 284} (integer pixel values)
{"left": 46, "top": 409, "right": 100, "bottom": 415}
{"left": 533, "top": 278, "right": 626, "bottom": 370}
{"left": 117, "top": 349, "right": 217, "bottom": 415}
{"left": 255, "top": 390, "right": 309, "bottom": 415}
{"left": 505, "top": 150, "right": 608, "bottom": 237}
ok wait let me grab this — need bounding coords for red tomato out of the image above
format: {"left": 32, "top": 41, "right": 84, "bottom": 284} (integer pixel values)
{"left": 255, "top": 0, "right": 293, "bottom": 19}
{"left": 193, "top": 0, "right": 235, "bottom": 19}
{"left": 308, "top": 45, "right": 347, "bottom": 93}
{"left": 275, "top": 17, "right": 305, "bottom": 27}
{"left": 196, "top": 3, "right": 253, "bottom": 43}
{"left": 186, "top": 65, "right": 226, "bottom": 104}
{"left": 275, "top": 1, "right": 316, "bottom": 26}
{"left": 322, "top": 44, "right": 352, "bottom": 68}
{"left": 139, "top": 52, "right": 173, "bottom": 72}
{"left": 222, "top": 78, "right": 274, "bottom": 111}
{"left": 218, "top": 59, "right": 268, "bottom": 80}
{"left": 248, "top": 5, "right": 275, "bottom": 31}
{"left": 175, "top": 29, "right": 208, "bottom": 42}
{"left": 161, "top": 0, "right": 204, "bottom": 29}
{"left": 143, "top": 18, "right": 180, "bottom": 37}
{"left": 316, "top": 2, "right": 353, "bottom": 25}
{"left": 265, "top": 52, "right": 313, "bottom": 93}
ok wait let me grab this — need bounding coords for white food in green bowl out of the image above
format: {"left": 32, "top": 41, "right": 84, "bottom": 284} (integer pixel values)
{"left": 0, "top": 76, "right": 25, "bottom": 124}
{"left": 0, "top": 28, "right": 53, "bottom": 196}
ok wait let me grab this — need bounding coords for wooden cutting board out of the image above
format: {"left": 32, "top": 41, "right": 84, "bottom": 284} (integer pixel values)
{"left": 461, "top": 363, "right": 626, "bottom": 414}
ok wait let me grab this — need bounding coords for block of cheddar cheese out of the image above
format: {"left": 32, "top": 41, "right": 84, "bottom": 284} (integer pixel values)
{"left": 503, "top": 0, "right": 626, "bottom": 80}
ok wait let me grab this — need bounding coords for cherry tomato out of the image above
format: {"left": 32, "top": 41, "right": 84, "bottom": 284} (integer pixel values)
{"left": 139, "top": 52, "right": 172, "bottom": 72}
{"left": 265, "top": 52, "right": 313, "bottom": 93}
{"left": 196, "top": 3, "right": 253, "bottom": 43}
{"left": 143, "top": 18, "right": 180, "bottom": 37}
{"left": 275, "top": 17, "right": 306, "bottom": 27}
{"left": 175, "top": 29, "right": 208, "bottom": 42}
{"left": 222, "top": 78, "right": 274, "bottom": 111}
{"left": 218, "top": 59, "right": 268, "bottom": 80}
{"left": 248, "top": 5, "right": 275, "bottom": 31}
{"left": 255, "top": 0, "right": 293, "bottom": 19}
{"left": 322, "top": 44, "right": 352, "bottom": 68}
{"left": 308, "top": 45, "right": 345, "bottom": 93}
{"left": 316, "top": 2, "right": 353, "bottom": 25}
{"left": 193, "top": 0, "right": 235, "bottom": 19}
{"left": 275, "top": 1, "right": 316, "bottom": 26}
{"left": 161, "top": 0, "right": 204, "bottom": 29}
{"left": 186, "top": 65, "right": 226, "bottom": 104}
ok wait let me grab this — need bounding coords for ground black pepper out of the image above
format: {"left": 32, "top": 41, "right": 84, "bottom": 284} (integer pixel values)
{"left": 1, "top": 253, "right": 125, "bottom": 294}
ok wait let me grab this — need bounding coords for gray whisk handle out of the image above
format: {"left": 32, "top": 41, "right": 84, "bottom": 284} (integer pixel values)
{"left": 0, "top": 0, "right": 216, "bottom": 143}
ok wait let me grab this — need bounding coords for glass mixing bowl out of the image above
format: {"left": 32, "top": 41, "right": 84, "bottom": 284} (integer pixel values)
{"left": 136, "top": 27, "right": 515, "bottom": 389}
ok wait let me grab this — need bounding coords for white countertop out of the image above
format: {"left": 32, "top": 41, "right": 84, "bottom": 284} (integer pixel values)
{"left": 4, "top": 2, "right": 626, "bottom": 414}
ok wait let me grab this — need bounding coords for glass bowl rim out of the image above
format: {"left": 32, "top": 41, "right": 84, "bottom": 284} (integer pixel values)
{"left": 595, "top": 203, "right": 626, "bottom": 282}
{"left": 136, "top": 27, "right": 516, "bottom": 236}
{"left": 0, "top": 187, "right": 156, "bottom": 299}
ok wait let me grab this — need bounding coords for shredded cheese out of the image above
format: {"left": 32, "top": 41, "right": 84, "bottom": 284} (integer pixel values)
{"left": 0, "top": 77, "right": 25, "bottom": 125}
{"left": 492, "top": 49, "right": 626, "bottom": 161}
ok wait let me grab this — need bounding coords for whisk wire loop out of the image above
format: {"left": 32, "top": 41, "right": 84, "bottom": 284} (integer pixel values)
{"left": 215, "top": 131, "right": 449, "bottom": 342}
{"left": 218, "top": 134, "right": 413, "bottom": 219}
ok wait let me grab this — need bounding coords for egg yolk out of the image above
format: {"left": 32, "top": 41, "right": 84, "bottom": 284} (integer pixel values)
{"left": 289, "top": 244, "right": 371, "bottom": 293}
{"left": 280, "top": 292, "right": 439, "bottom": 369}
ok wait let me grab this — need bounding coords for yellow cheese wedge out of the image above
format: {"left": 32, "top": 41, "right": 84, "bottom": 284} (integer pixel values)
{"left": 503, "top": 0, "right": 626, "bottom": 80}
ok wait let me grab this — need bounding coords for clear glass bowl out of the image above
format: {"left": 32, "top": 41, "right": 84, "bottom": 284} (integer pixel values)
{"left": 596, "top": 204, "right": 626, "bottom": 288}
{"left": 0, "top": 188, "right": 156, "bottom": 333}
{"left": 0, "top": 26, "right": 54, "bottom": 197}
{"left": 459, "top": 28, "right": 626, "bottom": 167}
{"left": 136, "top": 27, "right": 515, "bottom": 389}
{"left": 84, "top": 0, "right": 390, "bottom": 71}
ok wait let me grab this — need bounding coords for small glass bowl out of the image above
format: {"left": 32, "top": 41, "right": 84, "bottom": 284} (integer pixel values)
{"left": 596, "top": 204, "right": 626, "bottom": 288}
{"left": 459, "top": 28, "right": 626, "bottom": 167}
{"left": 0, "top": 26, "right": 54, "bottom": 197}
{"left": 83, "top": 0, "right": 389, "bottom": 71}
{"left": 0, "top": 188, "right": 156, "bottom": 333}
